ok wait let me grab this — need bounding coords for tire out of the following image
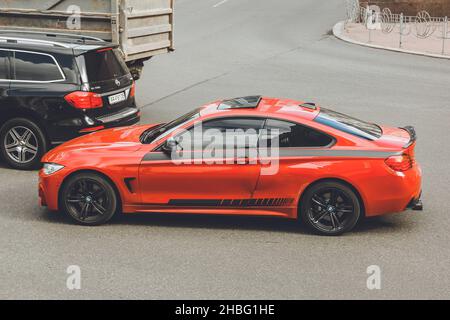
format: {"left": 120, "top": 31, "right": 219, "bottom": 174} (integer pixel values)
{"left": 300, "top": 181, "right": 361, "bottom": 236}
{"left": 0, "top": 118, "right": 47, "bottom": 170}
{"left": 127, "top": 62, "right": 143, "bottom": 81}
{"left": 60, "top": 172, "right": 118, "bottom": 226}
{"left": 129, "top": 65, "right": 142, "bottom": 81}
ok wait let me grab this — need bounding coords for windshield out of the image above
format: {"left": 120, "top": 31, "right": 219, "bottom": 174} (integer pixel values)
{"left": 314, "top": 108, "right": 382, "bottom": 140}
{"left": 140, "top": 108, "right": 201, "bottom": 144}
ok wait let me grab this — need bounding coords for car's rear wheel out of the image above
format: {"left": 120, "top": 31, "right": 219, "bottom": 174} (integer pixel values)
{"left": 60, "top": 172, "right": 118, "bottom": 226}
{"left": 300, "top": 181, "right": 361, "bottom": 236}
{"left": 0, "top": 118, "right": 47, "bottom": 170}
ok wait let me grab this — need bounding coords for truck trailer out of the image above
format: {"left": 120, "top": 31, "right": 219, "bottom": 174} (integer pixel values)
{"left": 0, "top": 0, "right": 174, "bottom": 80}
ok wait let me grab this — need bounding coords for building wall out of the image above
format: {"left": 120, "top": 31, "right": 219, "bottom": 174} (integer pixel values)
{"left": 359, "top": 0, "right": 450, "bottom": 16}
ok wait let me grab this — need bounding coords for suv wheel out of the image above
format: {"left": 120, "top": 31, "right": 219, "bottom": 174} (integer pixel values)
{"left": 0, "top": 118, "right": 47, "bottom": 170}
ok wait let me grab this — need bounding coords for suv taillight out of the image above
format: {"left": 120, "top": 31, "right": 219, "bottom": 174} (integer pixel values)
{"left": 130, "top": 81, "right": 136, "bottom": 98}
{"left": 65, "top": 91, "right": 103, "bottom": 109}
{"left": 385, "top": 153, "right": 413, "bottom": 172}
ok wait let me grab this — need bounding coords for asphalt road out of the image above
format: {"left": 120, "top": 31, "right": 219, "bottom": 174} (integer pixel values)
{"left": 1, "top": 0, "right": 449, "bottom": 299}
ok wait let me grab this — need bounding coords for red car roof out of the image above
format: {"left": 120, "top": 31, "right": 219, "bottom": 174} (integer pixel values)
{"left": 200, "top": 96, "right": 321, "bottom": 121}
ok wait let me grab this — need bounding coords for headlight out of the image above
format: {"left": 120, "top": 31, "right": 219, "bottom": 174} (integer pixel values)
{"left": 43, "top": 163, "right": 65, "bottom": 175}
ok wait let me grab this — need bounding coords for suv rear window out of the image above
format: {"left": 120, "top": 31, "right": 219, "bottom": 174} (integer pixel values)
{"left": 81, "top": 49, "right": 129, "bottom": 83}
{"left": 314, "top": 108, "right": 382, "bottom": 140}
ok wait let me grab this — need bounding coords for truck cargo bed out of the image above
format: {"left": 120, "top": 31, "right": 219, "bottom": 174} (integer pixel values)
{"left": 0, "top": 0, "right": 173, "bottom": 63}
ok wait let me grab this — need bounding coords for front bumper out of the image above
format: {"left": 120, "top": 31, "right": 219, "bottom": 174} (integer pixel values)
{"left": 38, "top": 167, "right": 69, "bottom": 211}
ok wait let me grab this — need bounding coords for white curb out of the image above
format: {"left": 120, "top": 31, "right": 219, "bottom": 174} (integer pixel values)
{"left": 332, "top": 21, "right": 450, "bottom": 60}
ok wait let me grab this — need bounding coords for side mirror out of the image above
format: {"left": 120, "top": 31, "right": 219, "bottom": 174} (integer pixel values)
{"left": 162, "top": 138, "right": 178, "bottom": 154}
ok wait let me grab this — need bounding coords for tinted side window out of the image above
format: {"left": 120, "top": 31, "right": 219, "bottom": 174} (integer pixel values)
{"left": 262, "top": 119, "right": 333, "bottom": 147}
{"left": 176, "top": 118, "right": 265, "bottom": 150}
{"left": 314, "top": 108, "right": 382, "bottom": 140}
{"left": 202, "top": 118, "right": 265, "bottom": 132}
{"left": 0, "top": 50, "right": 10, "bottom": 80}
{"left": 13, "top": 51, "right": 63, "bottom": 81}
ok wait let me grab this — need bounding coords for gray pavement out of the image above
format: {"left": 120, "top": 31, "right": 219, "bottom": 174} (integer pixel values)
{"left": 0, "top": 0, "right": 449, "bottom": 299}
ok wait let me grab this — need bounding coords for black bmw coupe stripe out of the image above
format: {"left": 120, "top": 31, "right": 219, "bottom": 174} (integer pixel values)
{"left": 143, "top": 149, "right": 400, "bottom": 161}
{"left": 168, "top": 198, "right": 294, "bottom": 207}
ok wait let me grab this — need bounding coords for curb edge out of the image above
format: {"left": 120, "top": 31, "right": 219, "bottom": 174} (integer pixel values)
{"left": 332, "top": 21, "right": 450, "bottom": 60}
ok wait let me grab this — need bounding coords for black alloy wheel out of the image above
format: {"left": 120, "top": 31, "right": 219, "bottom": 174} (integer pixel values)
{"left": 301, "top": 181, "right": 361, "bottom": 235}
{"left": 61, "top": 173, "right": 118, "bottom": 225}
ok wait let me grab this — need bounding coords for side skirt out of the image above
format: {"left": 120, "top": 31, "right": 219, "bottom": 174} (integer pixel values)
{"left": 122, "top": 205, "right": 295, "bottom": 218}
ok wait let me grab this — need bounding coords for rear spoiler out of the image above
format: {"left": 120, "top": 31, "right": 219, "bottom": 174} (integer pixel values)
{"left": 401, "top": 126, "right": 417, "bottom": 148}
{"left": 73, "top": 43, "right": 119, "bottom": 56}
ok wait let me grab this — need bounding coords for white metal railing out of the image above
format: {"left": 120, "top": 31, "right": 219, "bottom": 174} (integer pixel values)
{"left": 345, "top": 0, "right": 450, "bottom": 55}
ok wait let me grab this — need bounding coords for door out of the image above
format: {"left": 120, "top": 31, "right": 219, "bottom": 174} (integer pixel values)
{"left": 7, "top": 49, "right": 66, "bottom": 110}
{"left": 7, "top": 50, "right": 69, "bottom": 139}
{"left": 139, "top": 117, "right": 265, "bottom": 207}
{"left": 253, "top": 118, "right": 335, "bottom": 205}
{"left": 0, "top": 49, "right": 11, "bottom": 103}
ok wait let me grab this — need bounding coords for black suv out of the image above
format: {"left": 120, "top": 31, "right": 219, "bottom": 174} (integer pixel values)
{"left": 0, "top": 31, "right": 140, "bottom": 169}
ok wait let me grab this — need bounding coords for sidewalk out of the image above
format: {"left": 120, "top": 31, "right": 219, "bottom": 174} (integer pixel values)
{"left": 333, "top": 21, "right": 450, "bottom": 59}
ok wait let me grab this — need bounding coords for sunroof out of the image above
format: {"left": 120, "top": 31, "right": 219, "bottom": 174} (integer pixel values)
{"left": 299, "top": 102, "right": 317, "bottom": 110}
{"left": 218, "top": 95, "right": 262, "bottom": 110}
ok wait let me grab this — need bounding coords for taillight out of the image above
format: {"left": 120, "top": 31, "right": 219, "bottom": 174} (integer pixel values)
{"left": 130, "top": 81, "right": 136, "bottom": 98}
{"left": 65, "top": 91, "right": 103, "bottom": 109}
{"left": 385, "top": 154, "right": 413, "bottom": 172}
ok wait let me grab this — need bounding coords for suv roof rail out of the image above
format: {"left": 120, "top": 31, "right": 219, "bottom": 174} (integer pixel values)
{"left": 0, "top": 30, "right": 105, "bottom": 43}
{"left": 0, "top": 36, "right": 71, "bottom": 48}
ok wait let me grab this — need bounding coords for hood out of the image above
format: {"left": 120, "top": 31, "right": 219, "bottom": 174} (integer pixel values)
{"left": 42, "top": 124, "right": 159, "bottom": 163}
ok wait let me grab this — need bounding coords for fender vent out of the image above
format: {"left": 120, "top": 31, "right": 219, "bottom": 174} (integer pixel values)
{"left": 124, "top": 177, "right": 136, "bottom": 193}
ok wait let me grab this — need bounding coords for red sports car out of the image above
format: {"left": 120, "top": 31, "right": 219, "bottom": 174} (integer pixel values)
{"left": 39, "top": 96, "right": 422, "bottom": 235}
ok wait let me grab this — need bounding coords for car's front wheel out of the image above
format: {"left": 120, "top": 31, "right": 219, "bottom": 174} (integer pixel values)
{"left": 0, "top": 118, "right": 47, "bottom": 170}
{"left": 60, "top": 172, "right": 118, "bottom": 225}
{"left": 300, "top": 181, "right": 361, "bottom": 236}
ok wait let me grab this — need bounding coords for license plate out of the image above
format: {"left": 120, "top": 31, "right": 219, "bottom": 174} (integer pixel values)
{"left": 108, "top": 92, "right": 126, "bottom": 105}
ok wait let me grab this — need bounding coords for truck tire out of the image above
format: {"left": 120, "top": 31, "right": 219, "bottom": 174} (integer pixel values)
{"left": 127, "top": 61, "right": 144, "bottom": 81}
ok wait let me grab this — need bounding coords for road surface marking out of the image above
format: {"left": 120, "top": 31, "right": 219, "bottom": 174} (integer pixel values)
{"left": 213, "top": 0, "right": 229, "bottom": 8}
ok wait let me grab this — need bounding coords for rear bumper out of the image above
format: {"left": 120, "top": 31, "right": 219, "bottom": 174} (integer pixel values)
{"left": 406, "top": 192, "right": 423, "bottom": 211}
{"left": 364, "top": 162, "right": 422, "bottom": 216}
{"left": 96, "top": 107, "right": 140, "bottom": 126}
{"left": 49, "top": 107, "right": 140, "bottom": 144}
{"left": 400, "top": 164, "right": 422, "bottom": 211}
